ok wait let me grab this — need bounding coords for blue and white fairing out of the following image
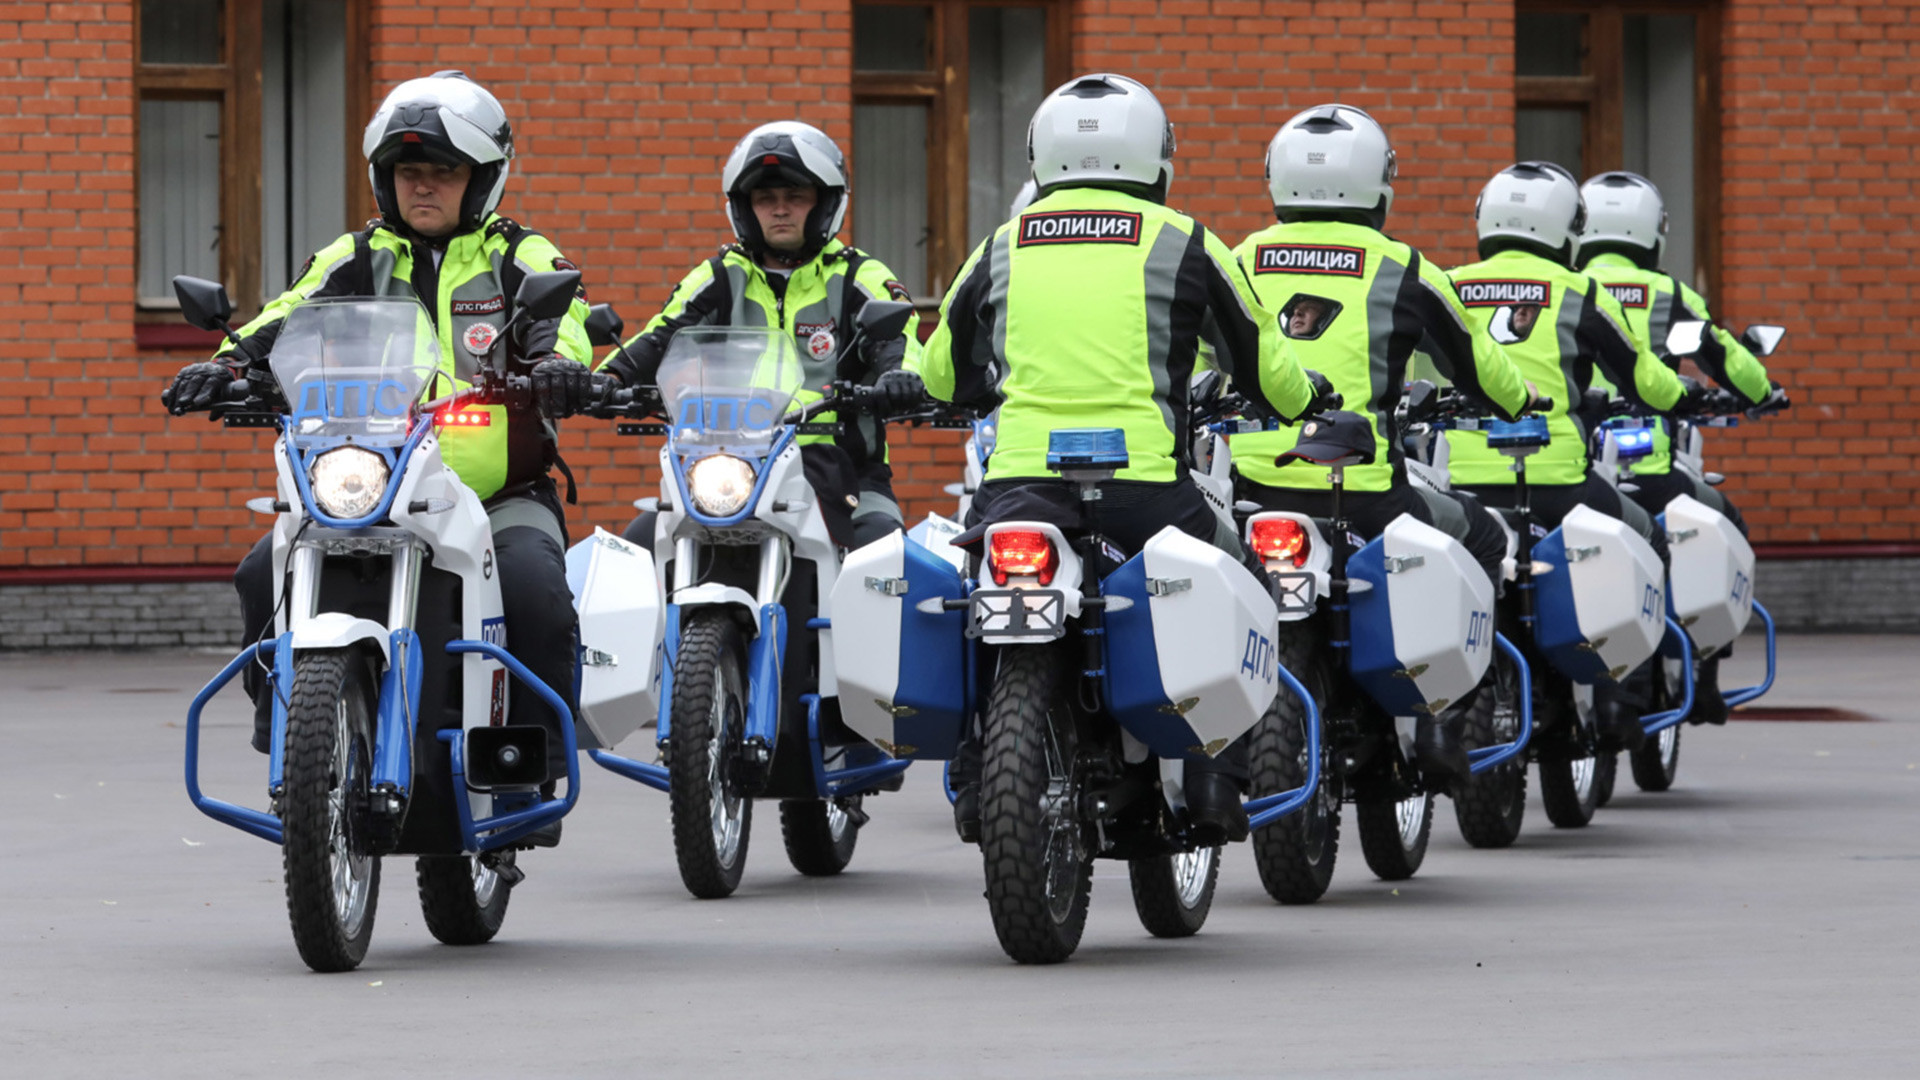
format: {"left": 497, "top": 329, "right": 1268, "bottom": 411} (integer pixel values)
{"left": 1532, "top": 504, "right": 1666, "bottom": 682}
{"left": 1346, "top": 514, "right": 1496, "bottom": 716}
{"left": 828, "top": 532, "right": 973, "bottom": 759}
{"left": 1101, "top": 527, "right": 1280, "bottom": 760}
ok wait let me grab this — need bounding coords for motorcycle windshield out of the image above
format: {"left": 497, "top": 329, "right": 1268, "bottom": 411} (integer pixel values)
{"left": 268, "top": 297, "right": 443, "bottom": 448}
{"left": 654, "top": 327, "right": 806, "bottom": 454}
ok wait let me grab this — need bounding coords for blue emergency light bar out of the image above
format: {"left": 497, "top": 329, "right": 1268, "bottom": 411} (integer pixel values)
{"left": 1611, "top": 426, "right": 1655, "bottom": 459}
{"left": 1485, "top": 416, "right": 1551, "bottom": 449}
{"left": 1046, "top": 428, "right": 1130, "bottom": 470}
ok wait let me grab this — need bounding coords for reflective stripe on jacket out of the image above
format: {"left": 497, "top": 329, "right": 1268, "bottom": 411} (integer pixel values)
{"left": 1583, "top": 251, "right": 1773, "bottom": 476}
{"left": 598, "top": 238, "right": 921, "bottom": 459}
{"left": 1230, "top": 220, "right": 1530, "bottom": 492}
{"left": 916, "top": 186, "right": 1314, "bottom": 484}
{"left": 218, "top": 214, "right": 591, "bottom": 500}
{"left": 1444, "top": 249, "right": 1684, "bottom": 486}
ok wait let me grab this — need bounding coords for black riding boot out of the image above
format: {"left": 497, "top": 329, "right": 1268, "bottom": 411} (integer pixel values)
{"left": 1413, "top": 712, "right": 1472, "bottom": 794}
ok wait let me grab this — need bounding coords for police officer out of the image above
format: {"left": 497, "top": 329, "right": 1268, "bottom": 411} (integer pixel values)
{"left": 1446, "top": 161, "right": 1695, "bottom": 750}
{"left": 1577, "top": 170, "right": 1782, "bottom": 536}
{"left": 163, "top": 72, "right": 592, "bottom": 819}
{"left": 596, "top": 121, "right": 921, "bottom": 550}
{"left": 1231, "top": 104, "right": 1542, "bottom": 784}
{"left": 1578, "top": 170, "right": 1785, "bottom": 723}
{"left": 914, "top": 74, "right": 1332, "bottom": 845}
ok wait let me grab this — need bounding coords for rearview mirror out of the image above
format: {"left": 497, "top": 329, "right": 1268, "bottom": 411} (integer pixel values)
{"left": 1742, "top": 324, "right": 1786, "bottom": 357}
{"left": 584, "top": 303, "right": 625, "bottom": 348}
{"left": 1402, "top": 379, "right": 1438, "bottom": 421}
{"left": 514, "top": 270, "right": 582, "bottom": 323}
{"left": 1664, "top": 319, "right": 1707, "bottom": 357}
{"left": 855, "top": 300, "right": 914, "bottom": 343}
{"left": 173, "top": 275, "right": 235, "bottom": 332}
{"left": 1189, "top": 369, "right": 1224, "bottom": 406}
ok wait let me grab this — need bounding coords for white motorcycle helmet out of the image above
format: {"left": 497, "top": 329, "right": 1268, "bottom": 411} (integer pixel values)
{"left": 363, "top": 71, "right": 514, "bottom": 235}
{"left": 1264, "top": 104, "right": 1396, "bottom": 227}
{"left": 1474, "top": 160, "right": 1588, "bottom": 265}
{"left": 721, "top": 121, "right": 849, "bottom": 263}
{"left": 1028, "top": 73, "right": 1175, "bottom": 197}
{"left": 1579, "top": 171, "right": 1667, "bottom": 269}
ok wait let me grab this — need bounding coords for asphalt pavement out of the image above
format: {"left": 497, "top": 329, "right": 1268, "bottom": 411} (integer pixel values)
{"left": 3, "top": 634, "right": 1918, "bottom": 1078}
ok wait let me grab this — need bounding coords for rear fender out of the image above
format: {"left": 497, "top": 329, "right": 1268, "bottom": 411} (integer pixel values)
{"left": 976, "top": 521, "right": 1083, "bottom": 644}
{"left": 1244, "top": 511, "right": 1331, "bottom": 622}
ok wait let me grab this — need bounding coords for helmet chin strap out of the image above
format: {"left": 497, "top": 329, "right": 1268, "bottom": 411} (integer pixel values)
{"left": 761, "top": 246, "right": 807, "bottom": 269}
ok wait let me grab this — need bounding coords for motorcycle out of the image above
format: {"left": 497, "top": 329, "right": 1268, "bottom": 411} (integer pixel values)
{"left": 1406, "top": 390, "right": 1670, "bottom": 833}
{"left": 833, "top": 418, "right": 1327, "bottom": 963}
{"left": 581, "top": 301, "right": 929, "bottom": 898}
{"left": 1229, "top": 398, "right": 1537, "bottom": 900}
{"left": 173, "top": 269, "right": 658, "bottom": 971}
{"left": 1586, "top": 320, "right": 1788, "bottom": 792}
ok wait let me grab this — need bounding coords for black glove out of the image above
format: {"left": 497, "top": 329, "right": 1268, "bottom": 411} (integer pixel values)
{"left": 1303, "top": 369, "right": 1342, "bottom": 414}
{"left": 1751, "top": 382, "right": 1791, "bottom": 415}
{"left": 162, "top": 361, "right": 239, "bottom": 415}
{"left": 530, "top": 357, "right": 594, "bottom": 419}
{"left": 875, "top": 369, "right": 925, "bottom": 412}
{"left": 1673, "top": 375, "right": 1712, "bottom": 415}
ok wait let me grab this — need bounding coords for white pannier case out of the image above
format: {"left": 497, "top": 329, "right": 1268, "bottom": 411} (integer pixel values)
{"left": 828, "top": 531, "right": 972, "bottom": 760}
{"left": 565, "top": 527, "right": 664, "bottom": 750}
{"left": 1102, "top": 527, "right": 1281, "bottom": 760}
{"left": 1533, "top": 504, "right": 1666, "bottom": 683}
{"left": 1662, "top": 493, "right": 1755, "bottom": 652}
{"left": 1347, "top": 514, "right": 1496, "bottom": 716}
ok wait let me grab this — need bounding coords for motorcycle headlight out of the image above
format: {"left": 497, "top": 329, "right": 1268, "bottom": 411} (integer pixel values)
{"left": 309, "top": 446, "right": 391, "bottom": 519}
{"left": 687, "top": 454, "right": 756, "bottom": 517}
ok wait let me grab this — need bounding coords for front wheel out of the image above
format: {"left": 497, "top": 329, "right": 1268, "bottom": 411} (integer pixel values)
{"left": 416, "top": 853, "right": 512, "bottom": 945}
{"left": 1593, "top": 751, "right": 1620, "bottom": 807}
{"left": 1356, "top": 791, "right": 1433, "bottom": 881}
{"left": 1631, "top": 724, "right": 1683, "bottom": 792}
{"left": 779, "top": 798, "right": 859, "bottom": 877}
{"left": 280, "top": 650, "right": 381, "bottom": 972}
{"left": 1539, "top": 752, "right": 1603, "bottom": 828}
{"left": 1248, "top": 629, "right": 1340, "bottom": 903}
{"left": 1539, "top": 691, "right": 1603, "bottom": 828}
{"left": 1128, "top": 846, "right": 1220, "bottom": 939}
{"left": 979, "top": 646, "right": 1089, "bottom": 965}
{"left": 1452, "top": 651, "right": 1528, "bottom": 849}
{"left": 667, "top": 612, "right": 752, "bottom": 899}
{"left": 1631, "top": 658, "right": 1686, "bottom": 792}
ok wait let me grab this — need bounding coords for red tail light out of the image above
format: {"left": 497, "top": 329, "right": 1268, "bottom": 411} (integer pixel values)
{"left": 989, "top": 529, "right": 1057, "bottom": 586}
{"left": 1251, "top": 518, "right": 1310, "bottom": 568}
{"left": 434, "top": 407, "right": 491, "bottom": 427}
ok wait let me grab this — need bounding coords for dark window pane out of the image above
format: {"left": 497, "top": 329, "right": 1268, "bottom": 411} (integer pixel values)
{"left": 853, "top": 103, "right": 931, "bottom": 296}
{"left": 1515, "top": 108, "right": 1583, "bottom": 179}
{"left": 1622, "top": 14, "right": 1698, "bottom": 285}
{"left": 967, "top": 6, "right": 1048, "bottom": 248}
{"left": 141, "top": 0, "right": 223, "bottom": 65}
{"left": 854, "top": 5, "right": 931, "bottom": 72}
{"left": 139, "top": 98, "right": 222, "bottom": 303}
{"left": 1516, "top": 12, "right": 1584, "bottom": 78}
{"left": 262, "top": 0, "right": 350, "bottom": 294}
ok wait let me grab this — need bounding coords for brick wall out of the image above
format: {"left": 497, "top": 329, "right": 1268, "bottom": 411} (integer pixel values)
{"left": 0, "top": 0, "right": 1914, "bottom": 578}
{"left": 371, "top": 0, "right": 862, "bottom": 543}
{"left": 1713, "top": 0, "right": 1920, "bottom": 543}
{"left": 1073, "top": 0, "right": 1515, "bottom": 270}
